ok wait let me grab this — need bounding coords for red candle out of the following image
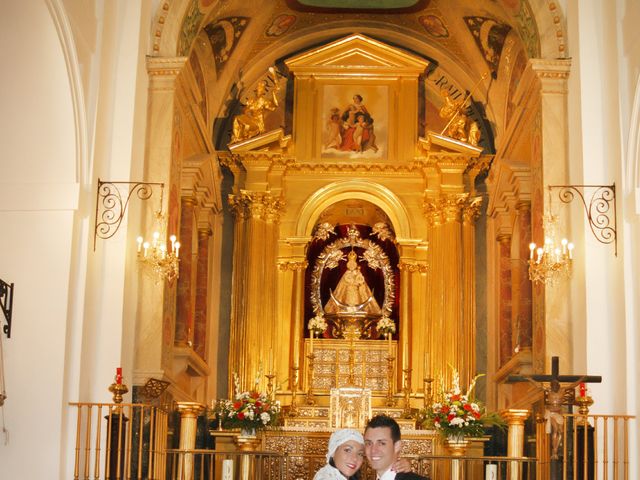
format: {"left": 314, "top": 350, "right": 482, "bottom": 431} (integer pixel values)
{"left": 116, "top": 367, "right": 123, "bottom": 385}
{"left": 579, "top": 382, "right": 586, "bottom": 398}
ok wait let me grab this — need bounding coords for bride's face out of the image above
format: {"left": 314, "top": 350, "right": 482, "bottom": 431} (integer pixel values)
{"left": 333, "top": 440, "right": 365, "bottom": 477}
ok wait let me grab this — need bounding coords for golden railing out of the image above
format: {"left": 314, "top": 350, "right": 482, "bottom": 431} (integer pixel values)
{"left": 69, "top": 402, "right": 169, "bottom": 480}
{"left": 536, "top": 412, "right": 636, "bottom": 480}
{"left": 165, "top": 449, "right": 285, "bottom": 480}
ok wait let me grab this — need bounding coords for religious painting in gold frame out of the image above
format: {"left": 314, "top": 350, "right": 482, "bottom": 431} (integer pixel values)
{"left": 320, "top": 84, "right": 389, "bottom": 160}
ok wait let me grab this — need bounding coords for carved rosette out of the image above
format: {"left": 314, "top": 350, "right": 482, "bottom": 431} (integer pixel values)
{"left": 228, "top": 189, "right": 285, "bottom": 222}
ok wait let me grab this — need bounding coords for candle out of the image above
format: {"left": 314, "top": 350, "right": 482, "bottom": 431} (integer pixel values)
{"left": 528, "top": 243, "right": 535, "bottom": 260}
{"left": 175, "top": 242, "right": 181, "bottom": 257}
{"left": 579, "top": 382, "right": 586, "bottom": 398}
{"left": 137, "top": 236, "right": 143, "bottom": 252}
{"left": 152, "top": 231, "right": 160, "bottom": 247}
{"left": 269, "top": 348, "right": 274, "bottom": 373}
{"left": 387, "top": 332, "right": 392, "bottom": 356}
{"left": 403, "top": 336, "right": 408, "bottom": 367}
{"left": 310, "top": 330, "right": 314, "bottom": 354}
{"left": 170, "top": 235, "right": 176, "bottom": 252}
{"left": 143, "top": 242, "right": 150, "bottom": 257}
{"left": 116, "top": 367, "right": 122, "bottom": 385}
{"left": 424, "top": 356, "right": 430, "bottom": 378}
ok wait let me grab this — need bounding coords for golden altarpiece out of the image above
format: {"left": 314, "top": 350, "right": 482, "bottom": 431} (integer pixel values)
{"left": 218, "top": 34, "right": 491, "bottom": 466}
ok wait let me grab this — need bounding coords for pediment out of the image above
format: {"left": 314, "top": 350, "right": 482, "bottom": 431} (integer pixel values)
{"left": 285, "top": 34, "right": 429, "bottom": 76}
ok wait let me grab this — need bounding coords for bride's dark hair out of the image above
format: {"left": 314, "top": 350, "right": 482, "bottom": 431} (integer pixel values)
{"left": 328, "top": 457, "right": 362, "bottom": 480}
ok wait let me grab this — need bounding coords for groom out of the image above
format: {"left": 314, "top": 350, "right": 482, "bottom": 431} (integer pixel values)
{"left": 364, "top": 415, "right": 427, "bottom": 480}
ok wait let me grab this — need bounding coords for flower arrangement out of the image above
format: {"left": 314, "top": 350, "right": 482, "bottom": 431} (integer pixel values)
{"left": 376, "top": 316, "right": 396, "bottom": 336}
{"left": 212, "top": 372, "right": 281, "bottom": 434}
{"left": 308, "top": 314, "right": 328, "bottom": 335}
{"left": 419, "top": 367, "right": 504, "bottom": 439}
{"left": 217, "top": 390, "right": 281, "bottom": 433}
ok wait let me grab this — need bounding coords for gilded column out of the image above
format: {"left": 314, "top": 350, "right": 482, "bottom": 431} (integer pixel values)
{"left": 176, "top": 197, "right": 195, "bottom": 346}
{"left": 399, "top": 263, "right": 412, "bottom": 383}
{"left": 290, "top": 261, "right": 307, "bottom": 377}
{"left": 497, "top": 234, "right": 513, "bottom": 367}
{"left": 176, "top": 402, "right": 206, "bottom": 480}
{"left": 424, "top": 194, "right": 465, "bottom": 387}
{"left": 516, "top": 202, "right": 532, "bottom": 350}
{"left": 194, "top": 228, "right": 211, "bottom": 358}
{"left": 228, "top": 190, "right": 284, "bottom": 390}
{"left": 501, "top": 409, "right": 530, "bottom": 480}
{"left": 228, "top": 194, "right": 249, "bottom": 391}
{"left": 461, "top": 197, "right": 482, "bottom": 384}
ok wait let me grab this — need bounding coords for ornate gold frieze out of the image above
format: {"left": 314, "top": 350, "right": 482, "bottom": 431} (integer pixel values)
{"left": 277, "top": 260, "right": 308, "bottom": 271}
{"left": 398, "top": 261, "right": 428, "bottom": 274}
{"left": 284, "top": 162, "right": 425, "bottom": 175}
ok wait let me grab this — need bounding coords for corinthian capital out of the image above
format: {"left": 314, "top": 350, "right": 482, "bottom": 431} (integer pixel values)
{"left": 227, "top": 190, "right": 285, "bottom": 221}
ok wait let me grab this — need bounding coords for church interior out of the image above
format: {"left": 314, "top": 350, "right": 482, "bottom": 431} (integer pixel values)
{"left": 1, "top": 0, "right": 640, "bottom": 478}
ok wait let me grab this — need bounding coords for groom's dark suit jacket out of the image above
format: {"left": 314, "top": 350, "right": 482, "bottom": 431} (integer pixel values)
{"left": 394, "top": 473, "right": 428, "bottom": 480}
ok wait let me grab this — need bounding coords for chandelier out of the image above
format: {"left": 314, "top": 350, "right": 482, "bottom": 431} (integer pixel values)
{"left": 528, "top": 214, "right": 574, "bottom": 285}
{"left": 136, "top": 214, "right": 180, "bottom": 282}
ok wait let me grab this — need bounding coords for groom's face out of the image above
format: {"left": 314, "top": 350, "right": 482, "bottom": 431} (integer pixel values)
{"left": 364, "top": 426, "right": 401, "bottom": 474}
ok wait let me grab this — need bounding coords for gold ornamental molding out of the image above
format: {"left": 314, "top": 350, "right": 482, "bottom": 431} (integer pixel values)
{"left": 146, "top": 56, "right": 188, "bottom": 76}
{"left": 285, "top": 162, "right": 424, "bottom": 176}
{"left": 398, "top": 261, "right": 428, "bottom": 274}
{"left": 277, "top": 260, "right": 308, "bottom": 272}
{"left": 529, "top": 58, "right": 571, "bottom": 80}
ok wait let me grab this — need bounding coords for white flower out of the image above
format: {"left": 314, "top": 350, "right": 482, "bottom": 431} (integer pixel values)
{"left": 260, "top": 412, "right": 271, "bottom": 424}
{"left": 450, "top": 417, "right": 465, "bottom": 426}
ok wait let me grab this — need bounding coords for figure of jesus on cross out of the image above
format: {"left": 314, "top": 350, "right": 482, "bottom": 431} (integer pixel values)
{"left": 509, "top": 356, "right": 601, "bottom": 461}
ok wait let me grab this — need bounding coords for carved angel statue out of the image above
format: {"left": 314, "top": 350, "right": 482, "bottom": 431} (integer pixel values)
{"left": 438, "top": 88, "right": 482, "bottom": 147}
{"left": 313, "top": 222, "right": 336, "bottom": 241}
{"left": 231, "top": 67, "right": 280, "bottom": 143}
{"left": 439, "top": 89, "right": 470, "bottom": 142}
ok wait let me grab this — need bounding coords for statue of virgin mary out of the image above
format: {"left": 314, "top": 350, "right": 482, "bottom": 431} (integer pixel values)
{"left": 323, "top": 250, "right": 381, "bottom": 316}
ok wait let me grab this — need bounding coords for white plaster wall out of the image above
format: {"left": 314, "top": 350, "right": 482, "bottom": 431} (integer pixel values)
{"left": 566, "top": 0, "right": 639, "bottom": 468}
{"left": 0, "top": 1, "right": 78, "bottom": 479}
{"left": 0, "top": 1, "right": 152, "bottom": 478}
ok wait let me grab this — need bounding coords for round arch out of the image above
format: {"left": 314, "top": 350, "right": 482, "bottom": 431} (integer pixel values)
{"left": 295, "top": 180, "right": 414, "bottom": 240}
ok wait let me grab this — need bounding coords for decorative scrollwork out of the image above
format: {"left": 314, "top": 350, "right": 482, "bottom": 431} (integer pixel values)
{"left": 551, "top": 184, "right": 617, "bottom": 255}
{"left": 93, "top": 179, "right": 164, "bottom": 250}
{"left": 0, "top": 278, "right": 14, "bottom": 338}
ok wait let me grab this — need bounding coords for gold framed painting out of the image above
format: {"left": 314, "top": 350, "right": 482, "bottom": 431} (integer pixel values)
{"left": 320, "top": 84, "right": 389, "bottom": 160}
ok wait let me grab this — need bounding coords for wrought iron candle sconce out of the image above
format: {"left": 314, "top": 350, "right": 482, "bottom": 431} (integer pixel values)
{"left": 0, "top": 279, "right": 14, "bottom": 338}
{"left": 93, "top": 179, "right": 165, "bottom": 250}
{"left": 549, "top": 184, "right": 617, "bottom": 256}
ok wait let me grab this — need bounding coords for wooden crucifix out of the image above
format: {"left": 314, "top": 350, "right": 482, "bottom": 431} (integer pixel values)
{"left": 508, "top": 356, "right": 602, "bottom": 464}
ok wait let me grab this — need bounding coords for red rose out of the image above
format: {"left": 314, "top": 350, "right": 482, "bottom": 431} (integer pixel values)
{"left": 441, "top": 405, "right": 450, "bottom": 413}
{"left": 250, "top": 391, "right": 260, "bottom": 399}
{"left": 238, "top": 412, "right": 245, "bottom": 419}
{"left": 233, "top": 402, "right": 241, "bottom": 409}
{"left": 447, "top": 414, "right": 455, "bottom": 422}
{"left": 255, "top": 401, "right": 262, "bottom": 407}
{"left": 463, "top": 404, "right": 472, "bottom": 411}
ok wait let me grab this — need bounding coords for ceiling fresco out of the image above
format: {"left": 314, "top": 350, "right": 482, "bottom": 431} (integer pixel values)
{"left": 178, "top": 0, "right": 541, "bottom": 82}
